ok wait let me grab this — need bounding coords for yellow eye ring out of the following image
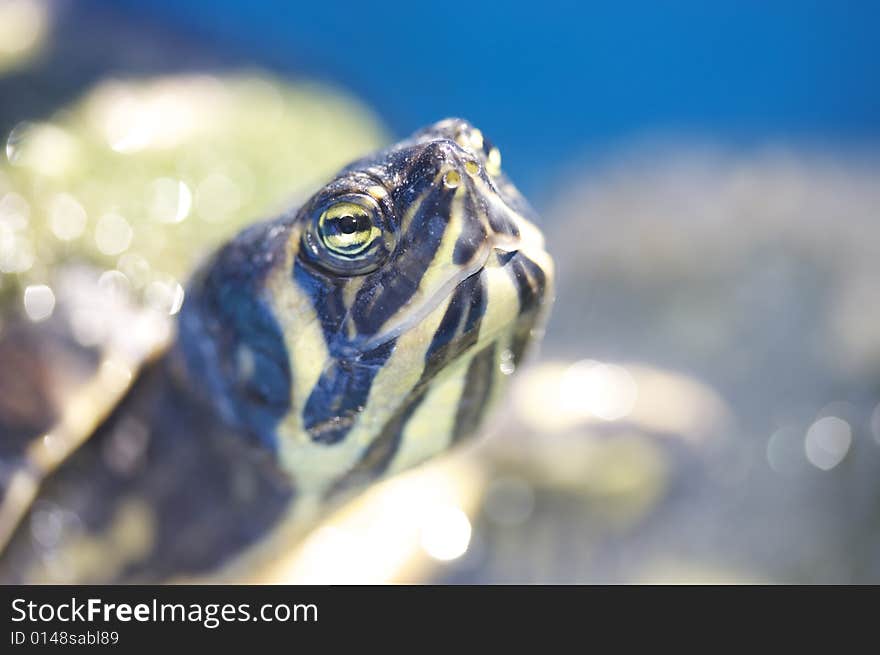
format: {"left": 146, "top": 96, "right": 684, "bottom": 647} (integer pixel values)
{"left": 302, "top": 193, "right": 393, "bottom": 276}
{"left": 318, "top": 201, "right": 382, "bottom": 256}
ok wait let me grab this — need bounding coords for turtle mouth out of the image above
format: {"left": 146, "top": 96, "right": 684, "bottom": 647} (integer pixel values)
{"left": 360, "top": 224, "right": 536, "bottom": 345}
{"left": 355, "top": 256, "right": 491, "bottom": 353}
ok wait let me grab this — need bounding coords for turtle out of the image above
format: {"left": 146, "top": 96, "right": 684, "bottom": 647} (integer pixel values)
{"left": 0, "top": 117, "right": 554, "bottom": 583}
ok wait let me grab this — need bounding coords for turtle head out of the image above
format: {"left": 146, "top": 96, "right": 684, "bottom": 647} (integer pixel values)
{"left": 178, "top": 119, "right": 553, "bottom": 494}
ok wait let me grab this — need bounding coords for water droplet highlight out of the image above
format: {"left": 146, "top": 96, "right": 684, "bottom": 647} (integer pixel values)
{"left": 499, "top": 348, "right": 516, "bottom": 375}
{"left": 804, "top": 416, "right": 852, "bottom": 471}
{"left": 49, "top": 193, "right": 87, "bottom": 240}
{"left": 95, "top": 212, "right": 133, "bottom": 255}
{"left": 23, "top": 284, "right": 55, "bottom": 321}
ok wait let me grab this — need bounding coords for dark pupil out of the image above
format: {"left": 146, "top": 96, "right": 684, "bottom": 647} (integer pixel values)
{"left": 338, "top": 214, "right": 367, "bottom": 234}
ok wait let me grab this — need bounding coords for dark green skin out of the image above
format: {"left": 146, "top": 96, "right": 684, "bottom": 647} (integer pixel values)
{"left": 0, "top": 347, "right": 294, "bottom": 583}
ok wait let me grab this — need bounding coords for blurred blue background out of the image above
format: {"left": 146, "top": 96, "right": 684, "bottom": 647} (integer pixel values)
{"left": 3, "top": 0, "right": 880, "bottom": 583}
{"left": 111, "top": 0, "right": 880, "bottom": 195}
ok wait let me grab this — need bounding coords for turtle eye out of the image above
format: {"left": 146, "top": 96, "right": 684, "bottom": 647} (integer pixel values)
{"left": 302, "top": 193, "right": 392, "bottom": 275}
{"left": 318, "top": 201, "right": 380, "bottom": 256}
